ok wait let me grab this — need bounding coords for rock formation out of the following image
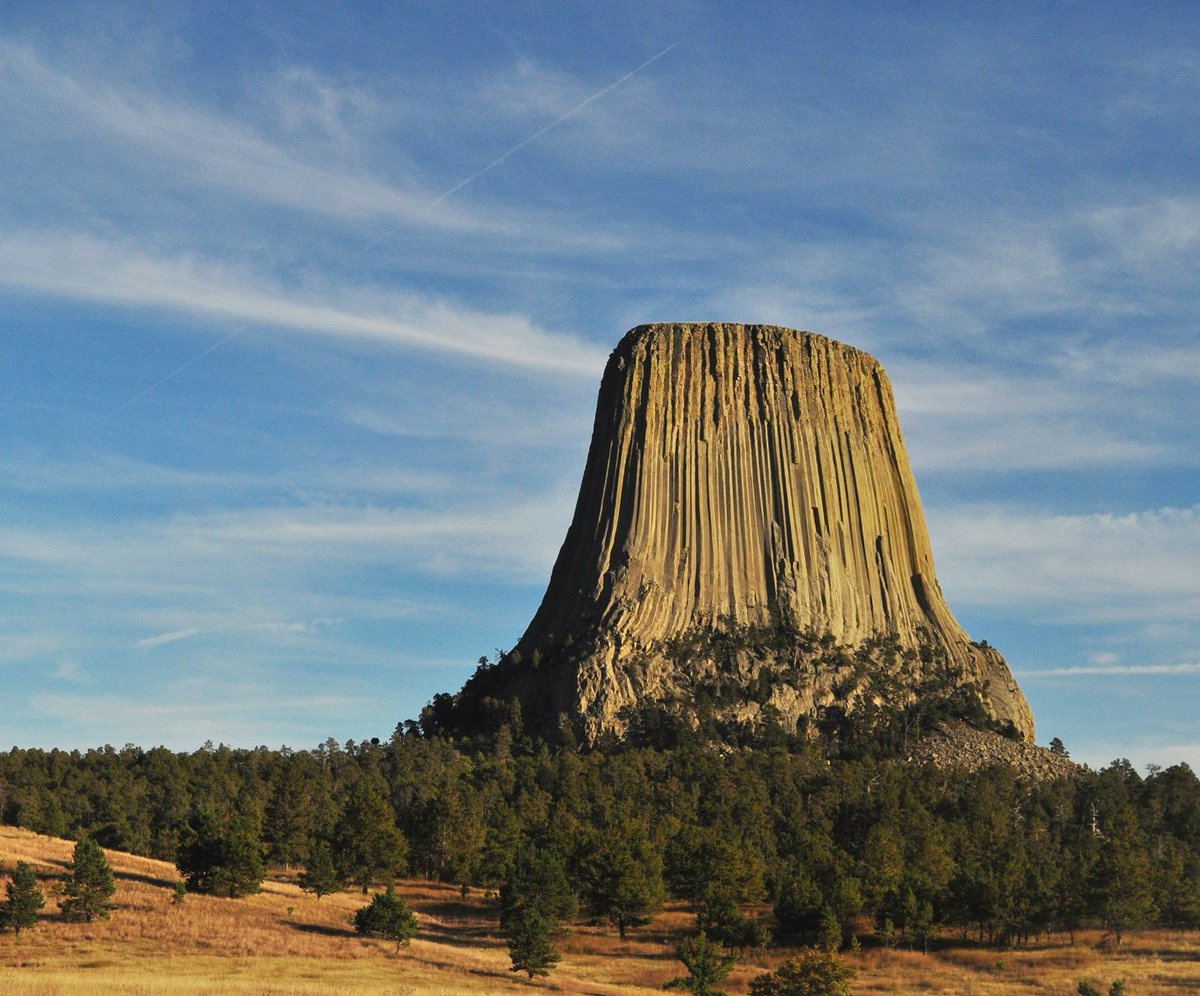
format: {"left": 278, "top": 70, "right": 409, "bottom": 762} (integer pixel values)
{"left": 456, "top": 323, "right": 1034, "bottom": 744}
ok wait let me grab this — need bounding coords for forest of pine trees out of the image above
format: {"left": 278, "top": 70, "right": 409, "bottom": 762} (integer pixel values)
{"left": 1, "top": 722, "right": 1198, "bottom": 952}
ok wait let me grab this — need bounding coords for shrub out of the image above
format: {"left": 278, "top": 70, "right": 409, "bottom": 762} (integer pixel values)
{"left": 354, "top": 885, "right": 418, "bottom": 950}
{"left": 749, "top": 949, "right": 856, "bottom": 996}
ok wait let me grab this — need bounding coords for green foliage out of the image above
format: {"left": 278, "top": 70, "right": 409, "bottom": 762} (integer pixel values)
{"left": 298, "top": 840, "right": 341, "bottom": 900}
{"left": 176, "top": 807, "right": 265, "bottom": 898}
{"left": 499, "top": 844, "right": 577, "bottom": 930}
{"left": 581, "top": 819, "right": 665, "bottom": 938}
{"left": 506, "top": 907, "right": 560, "bottom": 978}
{"left": 818, "top": 905, "right": 842, "bottom": 951}
{"left": 1089, "top": 799, "right": 1156, "bottom": 946}
{"left": 665, "top": 930, "right": 738, "bottom": 995}
{"left": 353, "top": 885, "right": 418, "bottom": 949}
{"left": 2, "top": 715, "right": 1200, "bottom": 962}
{"left": 331, "top": 780, "right": 408, "bottom": 892}
{"left": 774, "top": 867, "right": 825, "bottom": 935}
{"left": 171, "top": 880, "right": 187, "bottom": 905}
{"left": 748, "top": 949, "right": 856, "bottom": 996}
{"left": 60, "top": 837, "right": 116, "bottom": 922}
{"left": 499, "top": 844, "right": 576, "bottom": 979}
{"left": 1, "top": 861, "right": 44, "bottom": 933}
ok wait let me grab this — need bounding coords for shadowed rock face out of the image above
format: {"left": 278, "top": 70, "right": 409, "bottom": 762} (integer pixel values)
{"left": 466, "top": 323, "right": 1034, "bottom": 743}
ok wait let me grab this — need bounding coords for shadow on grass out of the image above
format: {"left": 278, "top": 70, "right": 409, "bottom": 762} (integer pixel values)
{"left": 114, "top": 869, "right": 180, "bottom": 890}
{"left": 417, "top": 920, "right": 503, "bottom": 950}
{"left": 287, "top": 921, "right": 357, "bottom": 939}
{"left": 1139, "top": 946, "right": 1200, "bottom": 962}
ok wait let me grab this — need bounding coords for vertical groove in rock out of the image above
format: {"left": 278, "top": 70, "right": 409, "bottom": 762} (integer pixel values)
{"left": 488, "top": 323, "right": 1034, "bottom": 742}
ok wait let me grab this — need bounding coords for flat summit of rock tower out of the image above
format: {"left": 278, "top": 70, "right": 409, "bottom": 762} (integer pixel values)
{"left": 453, "top": 323, "right": 1034, "bottom": 745}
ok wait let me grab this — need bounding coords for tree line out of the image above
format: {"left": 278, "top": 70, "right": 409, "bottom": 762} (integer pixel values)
{"left": 2, "top": 724, "right": 1199, "bottom": 964}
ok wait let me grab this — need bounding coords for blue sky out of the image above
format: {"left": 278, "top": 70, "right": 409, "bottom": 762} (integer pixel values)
{"left": 1, "top": 2, "right": 1196, "bottom": 769}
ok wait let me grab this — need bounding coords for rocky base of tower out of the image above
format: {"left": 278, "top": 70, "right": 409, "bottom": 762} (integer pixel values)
{"left": 443, "top": 619, "right": 1031, "bottom": 749}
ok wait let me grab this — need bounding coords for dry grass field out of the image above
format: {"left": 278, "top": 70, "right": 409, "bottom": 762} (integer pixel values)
{"left": 2, "top": 824, "right": 1199, "bottom": 994}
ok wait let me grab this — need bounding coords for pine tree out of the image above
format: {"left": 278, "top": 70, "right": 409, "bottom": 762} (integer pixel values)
{"left": 59, "top": 838, "right": 116, "bottom": 922}
{"left": 774, "top": 866, "right": 825, "bottom": 936}
{"left": 499, "top": 845, "right": 577, "bottom": 931}
{"left": 819, "top": 905, "right": 842, "bottom": 952}
{"left": 331, "top": 780, "right": 407, "bottom": 893}
{"left": 176, "top": 808, "right": 265, "bottom": 898}
{"left": 506, "top": 907, "right": 560, "bottom": 978}
{"left": 582, "top": 821, "right": 665, "bottom": 938}
{"left": 298, "top": 840, "right": 341, "bottom": 900}
{"left": 354, "top": 884, "right": 418, "bottom": 950}
{"left": 2, "top": 861, "right": 45, "bottom": 933}
{"left": 499, "top": 845, "right": 577, "bottom": 979}
{"left": 1090, "top": 802, "right": 1155, "bottom": 946}
{"left": 665, "top": 931, "right": 737, "bottom": 995}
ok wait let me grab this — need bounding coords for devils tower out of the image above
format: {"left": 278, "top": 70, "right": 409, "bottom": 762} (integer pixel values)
{"left": 454, "top": 323, "right": 1034, "bottom": 745}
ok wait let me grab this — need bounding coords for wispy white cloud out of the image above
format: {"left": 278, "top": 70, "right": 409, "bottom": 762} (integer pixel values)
{"left": 0, "top": 231, "right": 607, "bottom": 377}
{"left": 0, "top": 42, "right": 478, "bottom": 233}
{"left": 0, "top": 632, "right": 74, "bottom": 663}
{"left": 1020, "top": 662, "right": 1200, "bottom": 677}
{"left": 0, "top": 450, "right": 458, "bottom": 498}
{"left": 0, "top": 487, "right": 572, "bottom": 610}
{"left": 930, "top": 503, "right": 1200, "bottom": 623}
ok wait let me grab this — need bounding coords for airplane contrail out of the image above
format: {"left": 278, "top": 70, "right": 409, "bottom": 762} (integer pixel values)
{"left": 427, "top": 42, "right": 679, "bottom": 209}
{"left": 103, "top": 42, "right": 679, "bottom": 415}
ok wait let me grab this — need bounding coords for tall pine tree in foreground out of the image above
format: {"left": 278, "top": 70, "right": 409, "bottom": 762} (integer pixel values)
{"left": 59, "top": 838, "right": 116, "bottom": 922}
{"left": 1, "top": 861, "right": 45, "bottom": 933}
{"left": 499, "top": 845, "right": 577, "bottom": 979}
{"left": 507, "top": 908, "right": 560, "bottom": 978}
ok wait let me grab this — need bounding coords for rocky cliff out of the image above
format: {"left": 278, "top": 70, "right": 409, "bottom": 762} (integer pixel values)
{"left": 455, "top": 323, "right": 1034, "bottom": 744}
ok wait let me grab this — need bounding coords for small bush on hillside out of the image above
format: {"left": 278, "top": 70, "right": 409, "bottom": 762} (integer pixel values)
{"left": 749, "top": 949, "right": 856, "bottom": 996}
{"left": 665, "top": 930, "right": 737, "bottom": 994}
{"left": 354, "top": 885, "right": 417, "bottom": 950}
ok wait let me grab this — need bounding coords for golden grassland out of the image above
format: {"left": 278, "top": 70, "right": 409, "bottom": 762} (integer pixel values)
{"left": 2, "top": 824, "right": 1199, "bottom": 994}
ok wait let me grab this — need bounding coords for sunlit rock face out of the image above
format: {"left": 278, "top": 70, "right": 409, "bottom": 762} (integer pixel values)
{"left": 462, "top": 323, "right": 1034, "bottom": 743}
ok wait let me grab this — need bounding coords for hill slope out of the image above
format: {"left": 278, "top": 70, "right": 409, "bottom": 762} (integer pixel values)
{"left": 4, "top": 824, "right": 1199, "bottom": 993}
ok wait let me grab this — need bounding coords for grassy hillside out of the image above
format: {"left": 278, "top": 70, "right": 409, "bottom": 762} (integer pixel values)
{"left": 3, "top": 824, "right": 1199, "bottom": 994}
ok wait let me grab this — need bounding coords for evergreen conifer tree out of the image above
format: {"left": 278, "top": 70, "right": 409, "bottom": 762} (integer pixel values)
{"left": 2, "top": 861, "right": 45, "bottom": 933}
{"left": 298, "top": 840, "right": 341, "bottom": 900}
{"left": 353, "top": 884, "right": 418, "bottom": 950}
{"left": 665, "top": 930, "right": 738, "bottom": 995}
{"left": 176, "top": 808, "right": 265, "bottom": 898}
{"left": 60, "top": 838, "right": 116, "bottom": 922}
{"left": 748, "top": 949, "right": 856, "bottom": 996}
{"left": 582, "top": 820, "right": 665, "bottom": 938}
{"left": 506, "top": 907, "right": 560, "bottom": 978}
{"left": 499, "top": 845, "right": 577, "bottom": 978}
{"left": 331, "top": 780, "right": 407, "bottom": 893}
